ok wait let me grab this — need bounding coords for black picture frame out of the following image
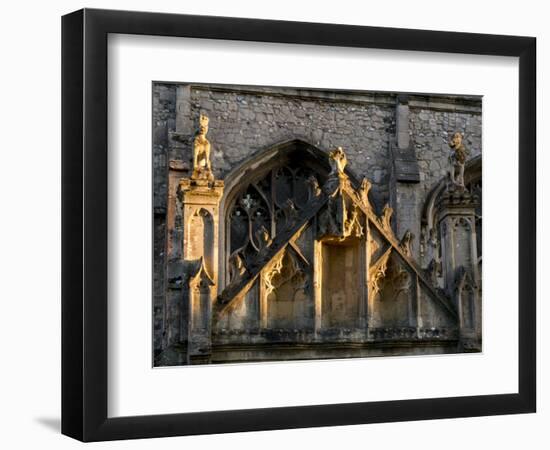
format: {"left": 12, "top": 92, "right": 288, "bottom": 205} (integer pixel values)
{"left": 62, "top": 8, "right": 536, "bottom": 442}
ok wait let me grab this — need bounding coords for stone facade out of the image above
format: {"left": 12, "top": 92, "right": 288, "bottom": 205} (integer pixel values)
{"left": 152, "top": 82, "right": 482, "bottom": 366}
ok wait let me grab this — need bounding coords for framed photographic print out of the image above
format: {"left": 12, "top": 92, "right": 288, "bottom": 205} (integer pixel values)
{"left": 62, "top": 8, "right": 536, "bottom": 441}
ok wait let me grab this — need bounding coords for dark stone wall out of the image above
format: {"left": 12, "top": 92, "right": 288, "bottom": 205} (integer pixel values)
{"left": 411, "top": 106, "right": 482, "bottom": 189}
{"left": 185, "top": 87, "right": 396, "bottom": 207}
{"left": 153, "top": 84, "right": 481, "bottom": 212}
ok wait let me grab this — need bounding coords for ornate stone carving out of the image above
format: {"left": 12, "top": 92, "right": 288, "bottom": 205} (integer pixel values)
{"left": 263, "top": 252, "right": 285, "bottom": 296}
{"left": 328, "top": 146, "right": 347, "bottom": 176}
{"left": 448, "top": 132, "right": 469, "bottom": 188}
{"left": 368, "top": 247, "right": 392, "bottom": 299}
{"left": 425, "top": 258, "right": 440, "bottom": 286}
{"left": 282, "top": 199, "right": 299, "bottom": 229}
{"left": 454, "top": 266, "right": 477, "bottom": 331}
{"left": 379, "top": 204, "right": 394, "bottom": 236}
{"left": 360, "top": 178, "right": 372, "bottom": 208}
{"left": 390, "top": 264, "right": 411, "bottom": 301}
{"left": 255, "top": 225, "right": 272, "bottom": 252}
{"left": 369, "top": 327, "right": 457, "bottom": 341}
{"left": 323, "top": 146, "right": 352, "bottom": 195}
{"left": 192, "top": 114, "right": 214, "bottom": 181}
{"left": 188, "top": 257, "right": 215, "bottom": 289}
{"left": 399, "top": 230, "right": 413, "bottom": 257}
{"left": 454, "top": 266, "right": 473, "bottom": 290}
{"left": 343, "top": 204, "right": 363, "bottom": 238}
{"left": 228, "top": 252, "right": 247, "bottom": 284}
{"left": 239, "top": 193, "right": 256, "bottom": 210}
{"left": 367, "top": 233, "right": 380, "bottom": 261}
{"left": 307, "top": 175, "right": 322, "bottom": 199}
{"left": 453, "top": 216, "right": 472, "bottom": 231}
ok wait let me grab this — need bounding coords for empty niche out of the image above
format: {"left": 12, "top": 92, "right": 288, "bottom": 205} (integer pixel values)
{"left": 188, "top": 208, "right": 214, "bottom": 275}
{"left": 321, "top": 241, "right": 361, "bottom": 328}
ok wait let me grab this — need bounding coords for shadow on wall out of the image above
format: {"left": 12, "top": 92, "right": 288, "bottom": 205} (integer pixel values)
{"left": 34, "top": 417, "right": 60, "bottom": 433}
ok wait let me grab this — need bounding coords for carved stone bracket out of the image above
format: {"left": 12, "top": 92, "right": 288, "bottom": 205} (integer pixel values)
{"left": 368, "top": 247, "right": 392, "bottom": 299}
{"left": 379, "top": 204, "right": 395, "bottom": 238}
{"left": 399, "top": 230, "right": 413, "bottom": 257}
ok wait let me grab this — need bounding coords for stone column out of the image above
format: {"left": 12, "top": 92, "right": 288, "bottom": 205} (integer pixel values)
{"left": 175, "top": 84, "right": 193, "bottom": 134}
{"left": 437, "top": 186, "right": 481, "bottom": 349}
{"left": 179, "top": 178, "right": 224, "bottom": 363}
{"left": 390, "top": 95, "right": 421, "bottom": 257}
{"left": 311, "top": 239, "right": 323, "bottom": 334}
{"left": 414, "top": 275, "right": 423, "bottom": 337}
{"left": 396, "top": 95, "right": 410, "bottom": 150}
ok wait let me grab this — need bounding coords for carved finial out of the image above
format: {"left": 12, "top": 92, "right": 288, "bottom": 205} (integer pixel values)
{"left": 380, "top": 204, "right": 394, "bottom": 234}
{"left": 228, "top": 252, "right": 247, "bottom": 284}
{"left": 360, "top": 178, "right": 372, "bottom": 207}
{"left": 255, "top": 225, "right": 272, "bottom": 251}
{"left": 328, "top": 146, "right": 348, "bottom": 176}
{"left": 399, "top": 229, "right": 413, "bottom": 257}
{"left": 344, "top": 205, "right": 363, "bottom": 238}
{"left": 448, "top": 131, "right": 469, "bottom": 188}
{"left": 307, "top": 175, "right": 321, "bottom": 198}
{"left": 368, "top": 247, "right": 392, "bottom": 299}
{"left": 426, "top": 258, "right": 441, "bottom": 286}
{"left": 282, "top": 199, "right": 299, "bottom": 228}
{"left": 192, "top": 114, "right": 214, "bottom": 181}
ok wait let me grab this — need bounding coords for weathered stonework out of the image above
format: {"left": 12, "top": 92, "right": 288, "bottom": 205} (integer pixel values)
{"left": 152, "top": 82, "right": 482, "bottom": 365}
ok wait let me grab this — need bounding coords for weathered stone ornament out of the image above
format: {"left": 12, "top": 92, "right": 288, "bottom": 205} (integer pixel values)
{"left": 368, "top": 247, "right": 392, "bottom": 299}
{"left": 329, "top": 146, "right": 347, "bottom": 176}
{"left": 448, "top": 131, "right": 469, "bottom": 188}
{"left": 192, "top": 114, "right": 214, "bottom": 181}
{"left": 360, "top": 178, "right": 372, "bottom": 208}
{"left": 399, "top": 229, "right": 413, "bottom": 257}
{"left": 380, "top": 204, "right": 394, "bottom": 236}
{"left": 307, "top": 175, "right": 322, "bottom": 199}
{"left": 228, "top": 252, "right": 247, "bottom": 284}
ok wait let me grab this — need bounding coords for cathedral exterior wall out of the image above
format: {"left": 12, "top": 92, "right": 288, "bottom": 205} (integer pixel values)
{"left": 152, "top": 82, "right": 482, "bottom": 365}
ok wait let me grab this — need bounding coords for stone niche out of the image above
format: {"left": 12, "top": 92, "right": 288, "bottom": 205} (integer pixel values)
{"left": 321, "top": 240, "right": 362, "bottom": 329}
{"left": 187, "top": 209, "right": 215, "bottom": 273}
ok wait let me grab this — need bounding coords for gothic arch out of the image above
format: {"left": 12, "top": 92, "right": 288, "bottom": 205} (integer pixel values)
{"left": 421, "top": 155, "right": 481, "bottom": 266}
{"left": 217, "top": 139, "right": 359, "bottom": 289}
{"left": 421, "top": 155, "right": 481, "bottom": 237}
